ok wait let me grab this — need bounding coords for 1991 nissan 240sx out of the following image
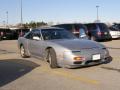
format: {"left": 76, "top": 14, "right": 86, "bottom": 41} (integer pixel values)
{"left": 18, "top": 27, "right": 111, "bottom": 68}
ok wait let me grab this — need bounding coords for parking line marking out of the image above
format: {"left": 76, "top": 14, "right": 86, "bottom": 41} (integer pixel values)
{"left": 52, "top": 70, "right": 99, "bottom": 85}
{"left": 39, "top": 67, "right": 99, "bottom": 85}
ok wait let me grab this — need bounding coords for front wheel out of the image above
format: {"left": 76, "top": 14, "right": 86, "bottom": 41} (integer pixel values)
{"left": 48, "top": 48, "right": 58, "bottom": 68}
{"left": 20, "top": 45, "right": 28, "bottom": 58}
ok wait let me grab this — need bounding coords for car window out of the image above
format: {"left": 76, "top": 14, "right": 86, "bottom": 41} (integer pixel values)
{"left": 86, "top": 24, "right": 97, "bottom": 31}
{"left": 97, "top": 23, "right": 108, "bottom": 32}
{"left": 25, "top": 30, "right": 41, "bottom": 40}
{"left": 54, "top": 24, "right": 88, "bottom": 37}
{"left": 54, "top": 24, "right": 73, "bottom": 32}
{"left": 32, "top": 30, "right": 41, "bottom": 38}
{"left": 117, "top": 24, "right": 120, "bottom": 29}
{"left": 90, "top": 24, "right": 97, "bottom": 30}
{"left": 109, "top": 28, "right": 119, "bottom": 31}
{"left": 24, "top": 32, "right": 32, "bottom": 39}
{"left": 112, "top": 24, "right": 120, "bottom": 30}
{"left": 41, "top": 29, "right": 77, "bottom": 40}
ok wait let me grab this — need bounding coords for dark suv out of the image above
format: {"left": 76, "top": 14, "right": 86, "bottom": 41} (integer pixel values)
{"left": 84, "top": 23, "right": 112, "bottom": 41}
{"left": 0, "top": 28, "right": 14, "bottom": 40}
{"left": 11, "top": 29, "right": 30, "bottom": 39}
{"left": 52, "top": 23, "right": 88, "bottom": 39}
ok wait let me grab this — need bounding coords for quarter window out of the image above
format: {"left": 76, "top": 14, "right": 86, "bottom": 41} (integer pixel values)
{"left": 32, "top": 30, "right": 41, "bottom": 38}
{"left": 25, "top": 30, "right": 41, "bottom": 40}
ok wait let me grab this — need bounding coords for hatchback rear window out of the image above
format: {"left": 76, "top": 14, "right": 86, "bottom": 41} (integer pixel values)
{"left": 85, "top": 24, "right": 97, "bottom": 31}
{"left": 97, "top": 23, "right": 108, "bottom": 32}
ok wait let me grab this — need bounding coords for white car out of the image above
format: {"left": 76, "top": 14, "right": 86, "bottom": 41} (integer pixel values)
{"left": 109, "top": 29, "right": 120, "bottom": 39}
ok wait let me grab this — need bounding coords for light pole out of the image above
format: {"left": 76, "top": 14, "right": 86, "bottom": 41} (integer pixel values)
{"left": 6, "top": 11, "right": 8, "bottom": 28}
{"left": 20, "top": 0, "right": 23, "bottom": 36}
{"left": 3, "top": 21, "right": 5, "bottom": 28}
{"left": 96, "top": 5, "right": 99, "bottom": 22}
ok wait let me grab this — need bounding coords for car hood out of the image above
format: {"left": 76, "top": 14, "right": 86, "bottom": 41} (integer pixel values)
{"left": 49, "top": 39, "right": 102, "bottom": 50}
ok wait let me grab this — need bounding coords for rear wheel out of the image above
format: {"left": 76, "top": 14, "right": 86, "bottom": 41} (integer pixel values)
{"left": 47, "top": 48, "right": 58, "bottom": 68}
{"left": 20, "top": 45, "right": 28, "bottom": 58}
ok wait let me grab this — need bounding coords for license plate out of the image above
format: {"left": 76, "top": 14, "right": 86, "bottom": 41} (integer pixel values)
{"left": 92, "top": 54, "right": 100, "bottom": 60}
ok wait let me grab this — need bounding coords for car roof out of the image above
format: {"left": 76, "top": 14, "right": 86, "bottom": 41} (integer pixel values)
{"left": 85, "top": 23, "right": 105, "bottom": 25}
{"left": 53, "top": 23, "right": 84, "bottom": 26}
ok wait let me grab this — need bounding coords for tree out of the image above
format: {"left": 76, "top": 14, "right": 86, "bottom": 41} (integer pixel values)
{"left": 25, "top": 21, "right": 47, "bottom": 28}
{"left": 15, "top": 21, "right": 48, "bottom": 29}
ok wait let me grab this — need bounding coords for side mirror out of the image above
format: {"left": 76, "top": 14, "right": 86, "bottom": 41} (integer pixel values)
{"left": 33, "top": 36, "right": 40, "bottom": 40}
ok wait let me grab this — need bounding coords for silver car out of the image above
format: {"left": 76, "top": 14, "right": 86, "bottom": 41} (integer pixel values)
{"left": 18, "top": 27, "right": 111, "bottom": 68}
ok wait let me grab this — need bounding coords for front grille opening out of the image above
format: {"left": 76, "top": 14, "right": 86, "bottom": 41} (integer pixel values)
{"left": 85, "top": 60, "right": 101, "bottom": 65}
{"left": 74, "top": 61, "right": 82, "bottom": 64}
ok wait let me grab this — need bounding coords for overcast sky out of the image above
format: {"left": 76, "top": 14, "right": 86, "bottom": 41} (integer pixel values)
{"left": 0, "top": 0, "right": 120, "bottom": 24}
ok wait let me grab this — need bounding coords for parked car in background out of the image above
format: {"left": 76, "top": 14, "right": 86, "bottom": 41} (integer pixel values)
{"left": 109, "top": 26, "right": 120, "bottom": 39}
{"left": 18, "top": 27, "right": 111, "bottom": 68}
{"left": 84, "top": 23, "right": 112, "bottom": 41}
{"left": 0, "top": 28, "right": 14, "bottom": 40}
{"left": 10, "top": 28, "right": 30, "bottom": 39}
{"left": 52, "top": 23, "right": 88, "bottom": 39}
{"left": 111, "top": 23, "right": 120, "bottom": 31}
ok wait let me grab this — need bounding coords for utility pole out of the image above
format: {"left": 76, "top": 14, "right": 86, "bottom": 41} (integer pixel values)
{"left": 96, "top": 5, "right": 99, "bottom": 22}
{"left": 20, "top": 0, "right": 23, "bottom": 36}
{"left": 6, "top": 11, "right": 8, "bottom": 28}
{"left": 3, "top": 21, "right": 5, "bottom": 28}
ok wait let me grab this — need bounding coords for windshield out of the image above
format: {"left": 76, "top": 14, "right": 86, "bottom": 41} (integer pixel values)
{"left": 97, "top": 23, "right": 108, "bottom": 32}
{"left": 41, "top": 29, "right": 77, "bottom": 40}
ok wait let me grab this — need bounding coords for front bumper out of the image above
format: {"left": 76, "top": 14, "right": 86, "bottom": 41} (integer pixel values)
{"left": 65, "top": 56, "right": 111, "bottom": 68}
{"left": 62, "top": 49, "right": 110, "bottom": 68}
{"left": 111, "top": 35, "right": 120, "bottom": 39}
{"left": 96, "top": 36, "right": 112, "bottom": 41}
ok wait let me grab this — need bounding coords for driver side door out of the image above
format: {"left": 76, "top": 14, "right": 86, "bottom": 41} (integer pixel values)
{"left": 29, "top": 30, "right": 43, "bottom": 58}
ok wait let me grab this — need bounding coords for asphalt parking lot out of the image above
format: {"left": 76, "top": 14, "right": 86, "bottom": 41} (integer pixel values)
{"left": 0, "top": 40, "right": 120, "bottom": 90}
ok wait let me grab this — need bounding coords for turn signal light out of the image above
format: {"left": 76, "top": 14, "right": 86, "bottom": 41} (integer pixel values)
{"left": 74, "top": 57, "right": 85, "bottom": 61}
{"left": 97, "top": 32, "right": 102, "bottom": 36}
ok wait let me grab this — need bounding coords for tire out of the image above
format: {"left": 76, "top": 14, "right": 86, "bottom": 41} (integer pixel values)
{"left": 48, "top": 48, "right": 58, "bottom": 68}
{"left": 20, "top": 45, "right": 28, "bottom": 58}
{"left": 0, "top": 36, "right": 2, "bottom": 41}
{"left": 91, "top": 36, "right": 96, "bottom": 41}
